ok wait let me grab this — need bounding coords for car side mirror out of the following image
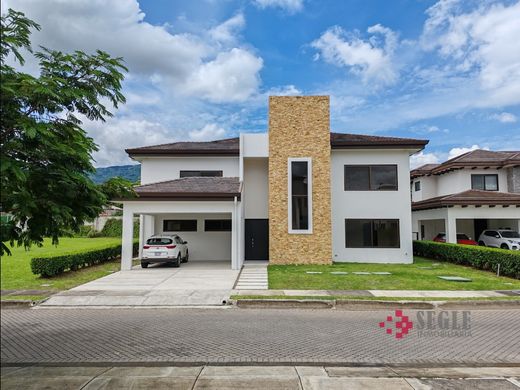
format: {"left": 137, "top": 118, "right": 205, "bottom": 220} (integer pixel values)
{"left": 183, "top": 241, "right": 188, "bottom": 244}
{"left": 495, "top": 235, "right": 500, "bottom": 238}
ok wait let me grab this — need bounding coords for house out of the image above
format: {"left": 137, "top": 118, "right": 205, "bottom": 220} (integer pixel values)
{"left": 119, "top": 96, "right": 428, "bottom": 270}
{"left": 411, "top": 150, "right": 520, "bottom": 244}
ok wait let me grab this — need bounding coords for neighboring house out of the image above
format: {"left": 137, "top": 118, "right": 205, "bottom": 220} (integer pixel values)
{"left": 411, "top": 150, "right": 520, "bottom": 244}
{"left": 119, "top": 96, "right": 428, "bottom": 270}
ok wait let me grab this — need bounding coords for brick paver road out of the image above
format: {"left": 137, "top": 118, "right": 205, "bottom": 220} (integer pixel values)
{"left": 2, "top": 308, "right": 520, "bottom": 365}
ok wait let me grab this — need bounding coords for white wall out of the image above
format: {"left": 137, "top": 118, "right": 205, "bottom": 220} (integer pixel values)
{"left": 153, "top": 213, "right": 231, "bottom": 261}
{"left": 243, "top": 158, "right": 269, "bottom": 219}
{"left": 411, "top": 176, "right": 437, "bottom": 202}
{"left": 139, "top": 156, "right": 239, "bottom": 185}
{"left": 331, "top": 149, "right": 414, "bottom": 263}
{"left": 242, "top": 133, "right": 268, "bottom": 157}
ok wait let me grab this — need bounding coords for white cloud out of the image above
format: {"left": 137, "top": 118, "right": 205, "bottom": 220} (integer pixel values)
{"left": 189, "top": 124, "right": 227, "bottom": 141}
{"left": 447, "top": 144, "right": 488, "bottom": 160}
{"left": 311, "top": 25, "right": 398, "bottom": 86}
{"left": 410, "top": 152, "right": 440, "bottom": 169}
{"left": 209, "top": 13, "right": 245, "bottom": 44}
{"left": 253, "top": 0, "right": 304, "bottom": 13}
{"left": 491, "top": 112, "right": 517, "bottom": 123}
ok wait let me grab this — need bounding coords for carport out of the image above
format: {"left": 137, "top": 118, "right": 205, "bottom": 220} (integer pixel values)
{"left": 119, "top": 177, "right": 242, "bottom": 270}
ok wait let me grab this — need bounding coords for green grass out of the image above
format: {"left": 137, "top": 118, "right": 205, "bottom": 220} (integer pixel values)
{"left": 231, "top": 295, "right": 520, "bottom": 301}
{"left": 1, "top": 295, "right": 48, "bottom": 301}
{"left": 1, "top": 237, "right": 122, "bottom": 292}
{"left": 268, "top": 257, "right": 520, "bottom": 291}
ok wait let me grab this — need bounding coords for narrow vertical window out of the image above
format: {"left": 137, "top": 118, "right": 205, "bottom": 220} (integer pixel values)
{"left": 288, "top": 158, "right": 312, "bottom": 233}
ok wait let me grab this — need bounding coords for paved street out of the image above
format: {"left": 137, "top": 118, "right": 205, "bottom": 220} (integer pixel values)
{"left": 2, "top": 308, "right": 520, "bottom": 365}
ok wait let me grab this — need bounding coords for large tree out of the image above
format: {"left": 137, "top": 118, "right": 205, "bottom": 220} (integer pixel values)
{"left": 0, "top": 9, "right": 128, "bottom": 255}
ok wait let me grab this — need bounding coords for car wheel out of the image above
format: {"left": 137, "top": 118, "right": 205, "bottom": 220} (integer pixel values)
{"left": 478, "top": 241, "right": 485, "bottom": 246}
{"left": 141, "top": 262, "right": 149, "bottom": 268}
{"left": 182, "top": 250, "right": 189, "bottom": 263}
{"left": 500, "top": 243, "right": 509, "bottom": 250}
{"left": 173, "top": 254, "right": 181, "bottom": 267}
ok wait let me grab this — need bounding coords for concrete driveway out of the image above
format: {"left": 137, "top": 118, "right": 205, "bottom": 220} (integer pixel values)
{"left": 41, "top": 261, "right": 240, "bottom": 307}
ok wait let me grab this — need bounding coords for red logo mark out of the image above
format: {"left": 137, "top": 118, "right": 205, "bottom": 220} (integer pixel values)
{"left": 379, "top": 310, "right": 413, "bottom": 339}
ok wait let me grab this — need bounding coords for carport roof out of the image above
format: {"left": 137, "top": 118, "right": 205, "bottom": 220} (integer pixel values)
{"left": 412, "top": 190, "right": 520, "bottom": 211}
{"left": 129, "top": 177, "right": 241, "bottom": 200}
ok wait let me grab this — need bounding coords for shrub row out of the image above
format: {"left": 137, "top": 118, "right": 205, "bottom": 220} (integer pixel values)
{"left": 413, "top": 240, "right": 520, "bottom": 279}
{"left": 100, "top": 218, "right": 139, "bottom": 238}
{"left": 31, "top": 242, "right": 139, "bottom": 277}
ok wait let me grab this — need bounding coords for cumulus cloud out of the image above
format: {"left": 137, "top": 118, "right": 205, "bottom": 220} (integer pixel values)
{"left": 253, "top": 0, "right": 304, "bottom": 13}
{"left": 410, "top": 152, "right": 440, "bottom": 169}
{"left": 447, "top": 144, "right": 488, "bottom": 160}
{"left": 189, "top": 124, "right": 227, "bottom": 141}
{"left": 491, "top": 112, "right": 517, "bottom": 123}
{"left": 311, "top": 24, "right": 398, "bottom": 86}
{"left": 209, "top": 13, "right": 245, "bottom": 44}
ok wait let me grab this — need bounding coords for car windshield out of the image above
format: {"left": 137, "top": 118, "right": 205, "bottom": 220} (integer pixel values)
{"left": 457, "top": 234, "right": 470, "bottom": 240}
{"left": 500, "top": 231, "right": 520, "bottom": 238}
{"left": 146, "top": 238, "right": 173, "bottom": 245}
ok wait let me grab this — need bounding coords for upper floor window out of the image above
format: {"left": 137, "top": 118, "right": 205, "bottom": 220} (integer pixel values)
{"left": 180, "top": 170, "right": 223, "bottom": 178}
{"left": 163, "top": 219, "right": 197, "bottom": 232}
{"left": 471, "top": 174, "right": 498, "bottom": 191}
{"left": 414, "top": 181, "right": 421, "bottom": 192}
{"left": 288, "top": 158, "right": 312, "bottom": 234}
{"left": 344, "top": 165, "right": 398, "bottom": 191}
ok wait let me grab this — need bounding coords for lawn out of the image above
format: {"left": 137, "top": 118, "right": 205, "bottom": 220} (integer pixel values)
{"left": 1, "top": 237, "right": 123, "bottom": 298}
{"left": 268, "top": 257, "right": 520, "bottom": 291}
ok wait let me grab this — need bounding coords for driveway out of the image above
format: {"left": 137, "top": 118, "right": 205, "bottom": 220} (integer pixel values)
{"left": 40, "top": 261, "right": 240, "bottom": 307}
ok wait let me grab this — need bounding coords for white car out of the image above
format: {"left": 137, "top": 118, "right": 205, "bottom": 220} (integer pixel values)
{"left": 141, "top": 235, "right": 189, "bottom": 268}
{"left": 478, "top": 230, "right": 520, "bottom": 250}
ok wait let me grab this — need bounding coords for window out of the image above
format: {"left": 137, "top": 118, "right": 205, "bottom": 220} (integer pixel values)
{"left": 345, "top": 219, "right": 400, "bottom": 248}
{"left": 205, "top": 219, "right": 232, "bottom": 232}
{"left": 414, "top": 181, "right": 421, "bottom": 191}
{"left": 288, "top": 158, "right": 312, "bottom": 233}
{"left": 471, "top": 174, "right": 498, "bottom": 191}
{"left": 146, "top": 237, "right": 173, "bottom": 245}
{"left": 163, "top": 220, "right": 197, "bottom": 232}
{"left": 344, "top": 165, "right": 398, "bottom": 191}
{"left": 180, "top": 170, "right": 223, "bottom": 178}
{"left": 484, "top": 230, "right": 498, "bottom": 237}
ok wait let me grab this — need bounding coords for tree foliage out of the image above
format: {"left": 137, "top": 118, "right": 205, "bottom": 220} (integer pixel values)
{"left": 0, "top": 9, "right": 128, "bottom": 255}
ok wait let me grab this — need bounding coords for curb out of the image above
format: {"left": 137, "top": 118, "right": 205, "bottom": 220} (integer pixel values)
{"left": 0, "top": 300, "right": 34, "bottom": 309}
{"left": 233, "top": 299, "right": 520, "bottom": 310}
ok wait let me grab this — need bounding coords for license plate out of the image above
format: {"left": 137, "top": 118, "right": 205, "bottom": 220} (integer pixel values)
{"left": 154, "top": 252, "right": 162, "bottom": 256}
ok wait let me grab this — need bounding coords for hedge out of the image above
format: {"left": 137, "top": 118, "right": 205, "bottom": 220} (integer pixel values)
{"left": 31, "top": 242, "right": 139, "bottom": 277}
{"left": 413, "top": 240, "right": 520, "bottom": 279}
{"left": 100, "top": 218, "right": 139, "bottom": 238}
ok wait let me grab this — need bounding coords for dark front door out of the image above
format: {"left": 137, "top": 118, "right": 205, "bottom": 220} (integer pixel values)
{"left": 474, "top": 219, "right": 488, "bottom": 242}
{"left": 245, "top": 219, "right": 269, "bottom": 260}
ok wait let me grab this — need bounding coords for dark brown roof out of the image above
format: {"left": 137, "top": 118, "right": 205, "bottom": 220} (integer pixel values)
{"left": 411, "top": 149, "right": 520, "bottom": 178}
{"left": 331, "top": 133, "right": 428, "bottom": 150}
{"left": 126, "top": 138, "right": 239, "bottom": 157}
{"left": 412, "top": 190, "right": 520, "bottom": 211}
{"left": 131, "top": 177, "right": 241, "bottom": 200}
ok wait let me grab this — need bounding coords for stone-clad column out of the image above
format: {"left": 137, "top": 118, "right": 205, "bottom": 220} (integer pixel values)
{"left": 268, "top": 96, "right": 332, "bottom": 264}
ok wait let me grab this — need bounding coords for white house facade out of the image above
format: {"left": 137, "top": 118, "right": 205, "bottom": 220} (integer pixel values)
{"left": 119, "top": 96, "right": 428, "bottom": 270}
{"left": 411, "top": 150, "right": 520, "bottom": 244}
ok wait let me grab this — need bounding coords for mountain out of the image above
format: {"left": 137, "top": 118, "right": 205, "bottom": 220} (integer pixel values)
{"left": 91, "top": 164, "right": 140, "bottom": 184}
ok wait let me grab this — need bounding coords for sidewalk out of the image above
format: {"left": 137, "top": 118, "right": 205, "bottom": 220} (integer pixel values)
{"left": 2, "top": 365, "right": 520, "bottom": 389}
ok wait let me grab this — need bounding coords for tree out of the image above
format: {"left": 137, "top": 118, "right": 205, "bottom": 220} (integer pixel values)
{"left": 0, "top": 9, "right": 128, "bottom": 255}
{"left": 98, "top": 177, "right": 136, "bottom": 206}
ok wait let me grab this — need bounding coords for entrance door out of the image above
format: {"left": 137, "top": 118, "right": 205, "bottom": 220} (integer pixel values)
{"left": 474, "top": 219, "right": 488, "bottom": 242}
{"left": 245, "top": 219, "right": 269, "bottom": 260}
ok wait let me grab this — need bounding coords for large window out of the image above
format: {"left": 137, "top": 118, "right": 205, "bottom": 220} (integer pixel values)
{"left": 180, "top": 170, "right": 223, "bottom": 178}
{"left": 471, "top": 174, "right": 498, "bottom": 191}
{"left": 345, "top": 219, "right": 400, "bottom": 248}
{"left": 288, "top": 158, "right": 312, "bottom": 233}
{"left": 344, "top": 165, "right": 398, "bottom": 191}
{"left": 204, "top": 219, "right": 232, "bottom": 232}
{"left": 163, "top": 219, "right": 197, "bottom": 232}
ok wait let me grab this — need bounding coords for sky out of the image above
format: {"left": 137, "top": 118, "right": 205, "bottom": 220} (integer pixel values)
{"left": 3, "top": 0, "right": 520, "bottom": 168}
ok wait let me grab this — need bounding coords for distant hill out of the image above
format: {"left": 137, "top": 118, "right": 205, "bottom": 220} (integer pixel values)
{"left": 91, "top": 164, "right": 140, "bottom": 184}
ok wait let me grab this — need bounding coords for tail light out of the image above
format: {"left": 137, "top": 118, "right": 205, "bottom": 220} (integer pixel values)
{"left": 143, "top": 245, "right": 150, "bottom": 249}
{"left": 166, "top": 245, "right": 176, "bottom": 249}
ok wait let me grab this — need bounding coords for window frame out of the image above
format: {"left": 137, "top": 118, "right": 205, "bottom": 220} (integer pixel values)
{"left": 162, "top": 219, "right": 198, "bottom": 232}
{"left": 288, "top": 157, "right": 313, "bottom": 234}
{"left": 344, "top": 219, "right": 401, "bottom": 248}
{"left": 204, "top": 219, "right": 232, "bottom": 232}
{"left": 414, "top": 181, "right": 421, "bottom": 192}
{"left": 471, "top": 174, "right": 498, "bottom": 191}
{"left": 179, "top": 170, "right": 223, "bottom": 178}
{"left": 344, "top": 165, "right": 398, "bottom": 191}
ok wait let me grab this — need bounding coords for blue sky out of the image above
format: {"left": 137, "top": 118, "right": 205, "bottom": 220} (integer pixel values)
{"left": 4, "top": 0, "right": 520, "bottom": 167}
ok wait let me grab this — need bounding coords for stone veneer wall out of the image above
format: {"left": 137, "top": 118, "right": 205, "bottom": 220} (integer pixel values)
{"left": 507, "top": 166, "right": 520, "bottom": 193}
{"left": 268, "top": 96, "right": 332, "bottom": 264}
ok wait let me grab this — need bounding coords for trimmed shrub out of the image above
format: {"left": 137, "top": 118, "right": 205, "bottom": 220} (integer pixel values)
{"left": 413, "top": 240, "right": 520, "bottom": 279}
{"left": 31, "top": 242, "right": 139, "bottom": 277}
{"left": 100, "top": 218, "right": 139, "bottom": 238}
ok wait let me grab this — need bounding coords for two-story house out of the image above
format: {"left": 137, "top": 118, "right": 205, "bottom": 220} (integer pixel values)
{"left": 411, "top": 150, "right": 520, "bottom": 244}
{"left": 119, "top": 96, "right": 428, "bottom": 270}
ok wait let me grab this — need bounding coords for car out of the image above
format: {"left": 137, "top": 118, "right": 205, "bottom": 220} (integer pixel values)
{"left": 141, "top": 235, "right": 189, "bottom": 268}
{"left": 478, "top": 229, "right": 520, "bottom": 250}
{"left": 432, "top": 233, "right": 478, "bottom": 245}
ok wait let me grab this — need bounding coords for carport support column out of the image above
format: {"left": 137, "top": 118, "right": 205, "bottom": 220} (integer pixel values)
{"left": 121, "top": 207, "right": 134, "bottom": 270}
{"left": 446, "top": 210, "right": 457, "bottom": 244}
